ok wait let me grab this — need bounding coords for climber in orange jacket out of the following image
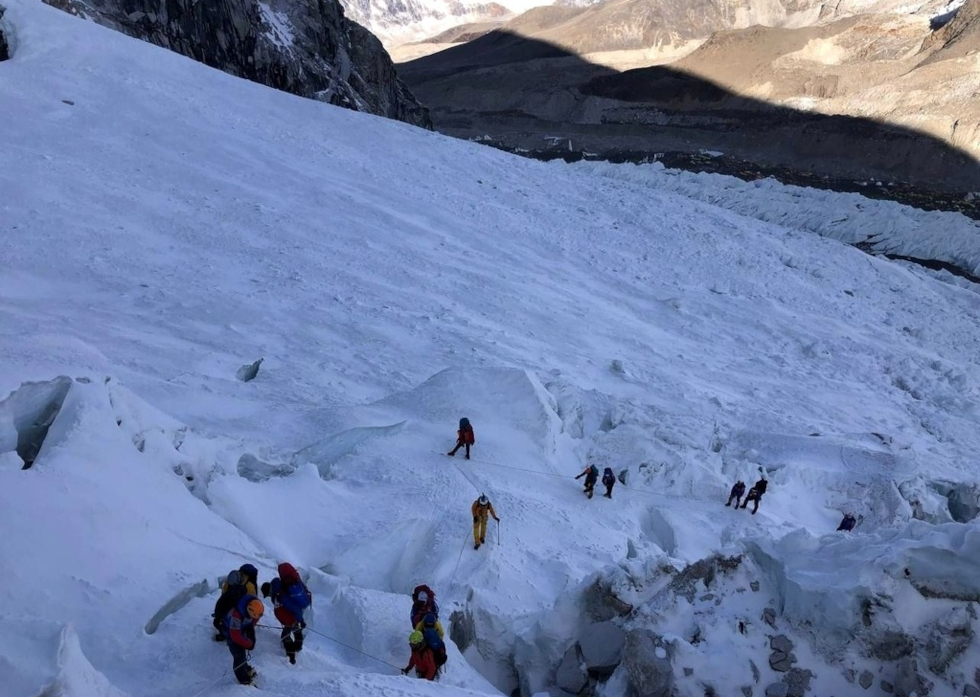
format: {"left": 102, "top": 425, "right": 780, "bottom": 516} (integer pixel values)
{"left": 471, "top": 494, "right": 499, "bottom": 550}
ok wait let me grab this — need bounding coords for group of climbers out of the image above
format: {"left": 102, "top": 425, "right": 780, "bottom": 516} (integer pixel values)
{"left": 204, "top": 416, "right": 868, "bottom": 688}
{"left": 574, "top": 464, "right": 617, "bottom": 499}
{"left": 725, "top": 477, "right": 768, "bottom": 514}
{"left": 210, "top": 562, "right": 311, "bottom": 684}
{"left": 403, "top": 584, "right": 448, "bottom": 680}
{"left": 725, "top": 476, "right": 855, "bottom": 530}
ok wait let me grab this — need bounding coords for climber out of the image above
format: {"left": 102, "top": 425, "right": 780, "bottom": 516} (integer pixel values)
{"left": 725, "top": 481, "right": 746, "bottom": 508}
{"left": 261, "top": 562, "right": 312, "bottom": 665}
{"left": 837, "top": 513, "right": 857, "bottom": 532}
{"left": 448, "top": 417, "right": 475, "bottom": 459}
{"left": 575, "top": 464, "right": 599, "bottom": 499}
{"left": 471, "top": 493, "right": 499, "bottom": 550}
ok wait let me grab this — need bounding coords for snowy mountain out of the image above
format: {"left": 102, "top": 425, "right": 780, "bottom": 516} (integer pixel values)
{"left": 339, "top": 0, "right": 578, "bottom": 45}
{"left": 3, "top": 2, "right": 980, "bottom": 697}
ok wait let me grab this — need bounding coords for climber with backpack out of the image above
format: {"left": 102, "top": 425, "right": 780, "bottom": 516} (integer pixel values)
{"left": 420, "top": 613, "right": 448, "bottom": 676}
{"left": 575, "top": 464, "right": 600, "bottom": 499}
{"left": 212, "top": 564, "right": 259, "bottom": 641}
{"left": 261, "top": 562, "right": 312, "bottom": 665}
{"left": 402, "top": 630, "right": 437, "bottom": 680}
{"left": 225, "top": 594, "right": 264, "bottom": 685}
{"left": 410, "top": 585, "right": 440, "bottom": 629}
{"left": 448, "top": 417, "right": 475, "bottom": 460}
{"left": 837, "top": 513, "right": 858, "bottom": 532}
{"left": 740, "top": 478, "right": 768, "bottom": 514}
{"left": 471, "top": 493, "right": 500, "bottom": 550}
{"left": 601, "top": 467, "right": 617, "bottom": 498}
{"left": 725, "top": 481, "right": 746, "bottom": 508}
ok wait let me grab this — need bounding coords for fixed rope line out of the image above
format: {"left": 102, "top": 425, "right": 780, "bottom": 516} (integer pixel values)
{"left": 187, "top": 669, "right": 229, "bottom": 697}
{"left": 450, "top": 458, "right": 484, "bottom": 495}
{"left": 448, "top": 528, "right": 471, "bottom": 590}
{"left": 187, "top": 657, "right": 251, "bottom": 697}
{"left": 255, "top": 624, "right": 402, "bottom": 672}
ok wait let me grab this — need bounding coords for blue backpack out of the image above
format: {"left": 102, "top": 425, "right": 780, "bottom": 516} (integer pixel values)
{"left": 286, "top": 581, "right": 312, "bottom": 610}
{"left": 422, "top": 627, "right": 447, "bottom": 666}
{"left": 602, "top": 468, "right": 615, "bottom": 485}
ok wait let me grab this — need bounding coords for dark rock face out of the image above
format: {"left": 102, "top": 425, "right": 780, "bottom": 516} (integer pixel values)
{"left": 579, "top": 621, "right": 626, "bottom": 676}
{"left": 582, "top": 577, "right": 634, "bottom": 622}
{"left": 622, "top": 629, "right": 673, "bottom": 697}
{"left": 0, "top": 5, "right": 10, "bottom": 61}
{"left": 42, "top": 0, "right": 430, "bottom": 128}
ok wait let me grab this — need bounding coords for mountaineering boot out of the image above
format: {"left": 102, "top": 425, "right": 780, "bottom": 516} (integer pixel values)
{"left": 474, "top": 542, "right": 481, "bottom": 550}
{"left": 465, "top": 454, "right": 470, "bottom": 460}
{"left": 480, "top": 537, "right": 485, "bottom": 544}
{"left": 288, "top": 654, "right": 296, "bottom": 665}
{"left": 447, "top": 451, "right": 455, "bottom": 456}
{"left": 239, "top": 667, "right": 257, "bottom": 686}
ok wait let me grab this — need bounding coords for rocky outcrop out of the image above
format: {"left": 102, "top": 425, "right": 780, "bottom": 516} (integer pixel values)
{"left": 580, "top": 621, "right": 626, "bottom": 676}
{"left": 0, "top": 4, "right": 10, "bottom": 61}
{"left": 42, "top": 0, "right": 430, "bottom": 128}
{"left": 622, "top": 629, "right": 673, "bottom": 697}
{"left": 583, "top": 576, "right": 635, "bottom": 622}
{"left": 920, "top": 0, "right": 980, "bottom": 64}
{"left": 555, "top": 644, "right": 588, "bottom": 693}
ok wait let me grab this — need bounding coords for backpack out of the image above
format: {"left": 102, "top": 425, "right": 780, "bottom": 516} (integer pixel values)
{"left": 602, "top": 468, "right": 615, "bottom": 485}
{"left": 411, "top": 585, "right": 439, "bottom": 626}
{"left": 222, "top": 569, "right": 243, "bottom": 592}
{"left": 422, "top": 626, "right": 447, "bottom": 667}
{"left": 459, "top": 417, "right": 471, "bottom": 431}
{"left": 286, "top": 580, "right": 312, "bottom": 610}
{"left": 588, "top": 465, "right": 599, "bottom": 478}
{"left": 413, "top": 584, "right": 436, "bottom": 604}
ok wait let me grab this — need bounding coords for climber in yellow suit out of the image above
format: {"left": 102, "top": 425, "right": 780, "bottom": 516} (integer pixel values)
{"left": 471, "top": 494, "right": 500, "bottom": 550}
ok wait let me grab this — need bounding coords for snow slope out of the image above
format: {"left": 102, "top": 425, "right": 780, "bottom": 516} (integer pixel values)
{"left": 2, "top": 1, "right": 980, "bottom": 696}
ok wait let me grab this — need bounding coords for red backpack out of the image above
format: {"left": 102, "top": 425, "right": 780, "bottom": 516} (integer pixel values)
{"left": 458, "top": 418, "right": 475, "bottom": 444}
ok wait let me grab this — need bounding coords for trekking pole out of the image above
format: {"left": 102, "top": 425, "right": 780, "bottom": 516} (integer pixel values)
{"left": 497, "top": 519, "right": 501, "bottom": 546}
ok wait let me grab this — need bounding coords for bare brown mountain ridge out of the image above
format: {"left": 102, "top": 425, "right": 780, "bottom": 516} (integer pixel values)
{"left": 398, "top": 0, "right": 980, "bottom": 201}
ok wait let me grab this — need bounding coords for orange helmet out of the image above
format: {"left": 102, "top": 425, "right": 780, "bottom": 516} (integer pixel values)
{"left": 246, "top": 599, "right": 265, "bottom": 620}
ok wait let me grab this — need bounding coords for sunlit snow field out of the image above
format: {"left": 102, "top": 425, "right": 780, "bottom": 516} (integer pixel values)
{"left": 2, "top": 1, "right": 980, "bottom": 696}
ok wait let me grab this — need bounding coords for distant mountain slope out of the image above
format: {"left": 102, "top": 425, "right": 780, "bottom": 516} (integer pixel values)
{"left": 399, "top": 0, "right": 979, "bottom": 194}
{"left": 42, "top": 0, "right": 431, "bottom": 127}
{"left": 431, "top": 0, "right": 963, "bottom": 55}
{"left": 920, "top": 0, "right": 980, "bottom": 62}
{"left": 588, "top": 5, "right": 980, "bottom": 168}
{"left": 341, "top": 0, "right": 516, "bottom": 45}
